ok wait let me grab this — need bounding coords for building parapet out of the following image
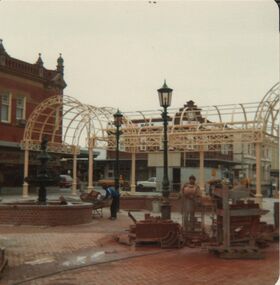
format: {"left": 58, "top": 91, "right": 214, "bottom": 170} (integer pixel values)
{"left": 0, "top": 39, "right": 66, "bottom": 89}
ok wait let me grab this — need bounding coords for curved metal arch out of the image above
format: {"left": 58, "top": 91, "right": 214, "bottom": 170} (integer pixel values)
{"left": 255, "top": 82, "right": 280, "bottom": 135}
{"left": 88, "top": 106, "right": 112, "bottom": 137}
{"left": 203, "top": 105, "right": 211, "bottom": 124}
{"left": 72, "top": 114, "right": 91, "bottom": 146}
{"left": 239, "top": 103, "right": 248, "bottom": 129}
{"left": 86, "top": 105, "right": 136, "bottom": 145}
{"left": 228, "top": 103, "right": 248, "bottom": 127}
{"left": 51, "top": 106, "right": 63, "bottom": 143}
{"left": 112, "top": 84, "right": 278, "bottom": 153}
{"left": 40, "top": 107, "right": 59, "bottom": 143}
{"left": 179, "top": 106, "right": 188, "bottom": 125}
{"left": 61, "top": 96, "right": 94, "bottom": 146}
{"left": 22, "top": 83, "right": 279, "bottom": 154}
{"left": 24, "top": 95, "right": 83, "bottom": 140}
{"left": 22, "top": 94, "right": 139, "bottom": 152}
{"left": 213, "top": 105, "right": 222, "bottom": 123}
{"left": 231, "top": 104, "right": 238, "bottom": 123}
{"left": 63, "top": 108, "right": 90, "bottom": 145}
{"left": 263, "top": 99, "right": 279, "bottom": 136}
{"left": 40, "top": 101, "right": 81, "bottom": 144}
{"left": 255, "top": 82, "right": 279, "bottom": 120}
{"left": 23, "top": 95, "right": 64, "bottom": 142}
{"left": 271, "top": 109, "right": 279, "bottom": 137}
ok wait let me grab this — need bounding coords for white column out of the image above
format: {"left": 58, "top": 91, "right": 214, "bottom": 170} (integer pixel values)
{"left": 72, "top": 146, "right": 77, "bottom": 195}
{"left": 255, "top": 142, "right": 262, "bottom": 199}
{"left": 87, "top": 138, "right": 94, "bottom": 193}
{"left": 199, "top": 146, "right": 205, "bottom": 195}
{"left": 22, "top": 148, "right": 29, "bottom": 198}
{"left": 130, "top": 151, "right": 136, "bottom": 194}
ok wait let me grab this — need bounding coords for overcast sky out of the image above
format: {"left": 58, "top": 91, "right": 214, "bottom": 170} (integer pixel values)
{"left": 0, "top": 0, "right": 278, "bottom": 112}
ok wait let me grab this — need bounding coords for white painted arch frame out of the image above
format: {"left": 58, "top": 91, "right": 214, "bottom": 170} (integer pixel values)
{"left": 21, "top": 94, "right": 134, "bottom": 197}
{"left": 21, "top": 83, "right": 279, "bottom": 198}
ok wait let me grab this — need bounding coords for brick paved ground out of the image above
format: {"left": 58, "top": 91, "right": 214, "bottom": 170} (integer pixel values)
{"left": 0, "top": 196, "right": 279, "bottom": 285}
{"left": 26, "top": 244, "right": 279, "bottom": 285}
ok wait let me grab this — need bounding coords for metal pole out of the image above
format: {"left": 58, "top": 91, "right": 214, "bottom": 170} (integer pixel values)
{"left": 255, "top": 142, "right": 262, "bottom": 199}
{"left": 72, "top": 146, "right": 77, "bottom": 195}
{"left": 162, "top": 106, "right": 169, "bottom": 197}
{"left": 199, "top": 145, "right": 205, "bottom": 195}
{"left": 115, "top": 124, "right": 120, "bottom": 209}
{"left": 87, "top": 138, "right": 94, "bottom": 193}
{"left": 22, "top": 148, "right": 29, "bottom": 198}
{"left": 223, "top": 185, "right": 230, "bottom": 248}
{"left": 130, "top": 150, "right": 136, "bottom": 194}
{"left": 161, "top": 106, "right": 171, "bottom": 220}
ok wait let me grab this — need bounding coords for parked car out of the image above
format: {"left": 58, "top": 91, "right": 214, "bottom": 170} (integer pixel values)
{"left": 59, "top": 175, "right": 80, "bottom": 189}
{"left": 136, "top": 177, "right": 158, "bottom": 192}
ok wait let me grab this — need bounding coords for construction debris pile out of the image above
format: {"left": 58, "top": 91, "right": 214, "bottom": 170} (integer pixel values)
{"left": 125, "top": 185, "right": 279, "bottom": 260}
{"left": 206, "top": 187, "right": 269, "bottom": 259}
{"left": 128, "top": 213, "right": 184, "bottom": 248}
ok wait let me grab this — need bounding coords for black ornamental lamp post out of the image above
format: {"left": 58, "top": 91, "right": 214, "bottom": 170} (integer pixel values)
{"left": 157, "top": 80, "right": 173, "bottom": 220}
{"left": 113, "top": 109, "right": 123, "bottom": 207}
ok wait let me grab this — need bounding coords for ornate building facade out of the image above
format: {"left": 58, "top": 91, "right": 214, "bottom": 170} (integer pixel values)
{"left": 0, "top": 40, "right": 66, "bottom": 188}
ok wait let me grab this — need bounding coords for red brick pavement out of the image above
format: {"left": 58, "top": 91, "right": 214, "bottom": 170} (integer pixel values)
{"left": 0, "top": 208, "right": 278, "bottom": 285}
{"left": 23, "top": 244, "right": 279, "bottom": 285}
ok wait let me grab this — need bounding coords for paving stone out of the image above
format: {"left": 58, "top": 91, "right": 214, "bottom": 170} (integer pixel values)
{"left": 0, "top": 202, "right": 278, "bottom": 285}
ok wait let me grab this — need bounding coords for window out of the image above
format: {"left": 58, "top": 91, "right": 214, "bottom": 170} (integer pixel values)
{"left": 1, "top": 93, "right": 11, "bottom": 123}
{"left": 16, "top": 96, "right": 25, "bottom": 120}
{"left": 221, "top": 144, "right": 229, "bottom": 155}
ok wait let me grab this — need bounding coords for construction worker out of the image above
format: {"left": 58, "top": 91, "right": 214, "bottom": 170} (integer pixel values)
{"left": 181, "top": 175, "right": 201, "bottom": 232}
{"left": 102, "top": 184, "right": 120, "bottom": 220}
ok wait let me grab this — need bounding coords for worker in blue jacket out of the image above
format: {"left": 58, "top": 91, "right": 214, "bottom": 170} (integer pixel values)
{"left": 102, "top": 184, "right": 120, "bottom": 220}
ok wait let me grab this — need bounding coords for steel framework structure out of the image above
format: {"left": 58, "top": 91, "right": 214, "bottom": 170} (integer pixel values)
{"left": 21, "top": 83, "right": 279, "bottom": 198}
{"left": 107, "top": 83, "right": 279, "bottom": 153}
{"left": 21, "top": 94, "right": 133, "bottom": 153}
{"left": 21, "top": 94, "right": 133, "bottom": 196}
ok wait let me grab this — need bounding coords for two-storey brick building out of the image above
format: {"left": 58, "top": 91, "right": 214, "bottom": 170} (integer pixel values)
{"left": 0, "top": 40, "right": 66, "bottom": 188}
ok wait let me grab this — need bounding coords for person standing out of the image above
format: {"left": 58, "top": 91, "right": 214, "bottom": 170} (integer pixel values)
{"left": 102, "top": 184, "right": 120, "bottom": 220}
{"left": 181, "top": 175, "right": 201, "bottom": 232}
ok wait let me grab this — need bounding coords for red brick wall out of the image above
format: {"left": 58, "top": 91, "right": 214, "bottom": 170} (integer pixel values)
{"left": 0, "top": 203, "right": 93, "bottom": 226}
{"left": 0, "top": 72, "right": 61, "bottom": 143}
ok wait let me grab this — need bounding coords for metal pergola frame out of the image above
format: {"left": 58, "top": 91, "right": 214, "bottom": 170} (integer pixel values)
{"left": 21, "top": 83, "right": 279, "bottom": 197}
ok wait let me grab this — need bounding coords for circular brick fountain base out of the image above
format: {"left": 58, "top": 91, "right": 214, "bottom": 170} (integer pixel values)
{"left": 0, "top": 202, "right": 93, "bottom": 226}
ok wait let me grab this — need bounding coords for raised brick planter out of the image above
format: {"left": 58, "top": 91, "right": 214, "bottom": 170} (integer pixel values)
{"left": 0, "top": 202, "right": 93, "bottom": 226}
{"left": 120, "top": 195, "right": 213, "bottom": 212}
{"left": 120, "top": 195, "right": 182, "bottom": 212}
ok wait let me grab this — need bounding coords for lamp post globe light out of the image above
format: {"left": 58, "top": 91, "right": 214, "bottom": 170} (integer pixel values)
{"left": 157, "top": 80, "right": 173, "bottom": 220}
{"left": 113, "top": 109, "right": 123, "bottom": 211}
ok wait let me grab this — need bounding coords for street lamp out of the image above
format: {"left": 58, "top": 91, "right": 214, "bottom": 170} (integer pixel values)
{"left": 157, "top": 80, "right": 173, "bottom": 219}
{"left": 113, "top": 109, "right": 123, "bottom": 211}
